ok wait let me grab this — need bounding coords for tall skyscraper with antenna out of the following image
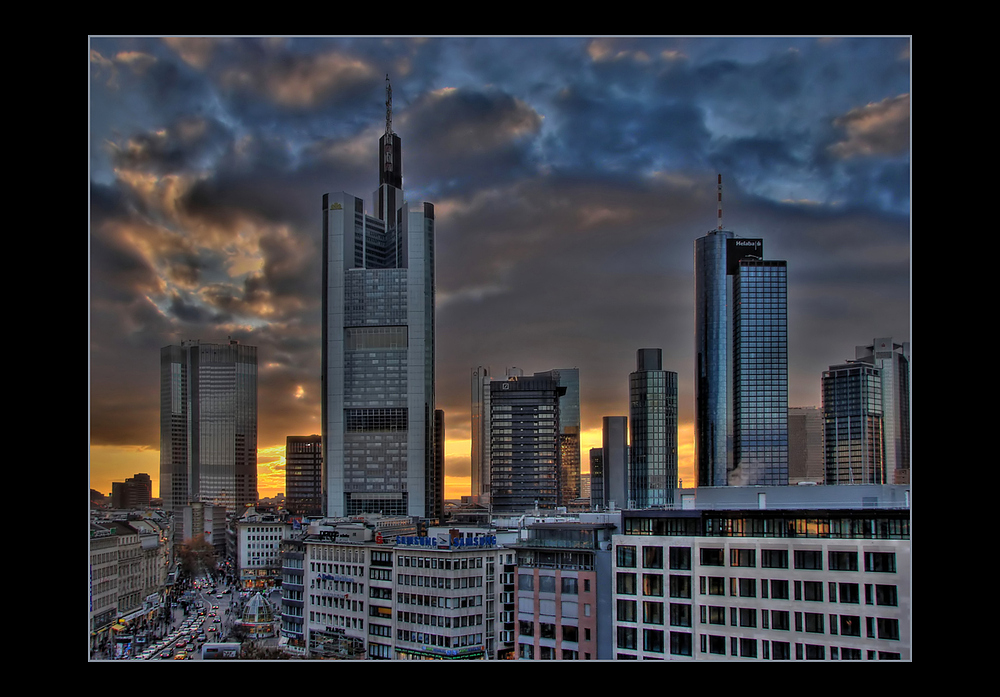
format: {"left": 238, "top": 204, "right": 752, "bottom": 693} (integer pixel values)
{"left": 321, "top": 76, "right": 438, "bottom": 518}
{"left": 694, "top": 176, "right": 788, "bottom": 487}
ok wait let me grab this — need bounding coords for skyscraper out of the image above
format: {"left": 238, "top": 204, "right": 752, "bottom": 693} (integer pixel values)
{"left": 488, "top": 373, "right": 565, "bottom": 513}
{"left": 286, "top": 435, "right": 323, "bottom": 517}
{"left": 822, "top": 360, "right": 885, "bottom": 485}
{"left": 322, "top": 77, "right": 437, "bottom": 518}
{"left": 854, "top": 338, "right": 910, "bottom": 484}
{"left": 535, "top": 368, "right": 581, "bottom": 505}
{"left": 629, "top": 349, "right": 678, "bottom": 507}
{"left": 694, "top": 176, "right": 788, "bottom": 487}
{"left": 159, "top": 339, "right": 258, "bottom": 514}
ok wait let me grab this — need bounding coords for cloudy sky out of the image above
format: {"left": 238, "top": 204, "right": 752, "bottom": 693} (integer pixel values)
{"left": 89, "top": 36, "right": 911, "bottom": 501}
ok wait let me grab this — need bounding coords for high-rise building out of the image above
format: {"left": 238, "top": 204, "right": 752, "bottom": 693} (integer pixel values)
{"left": 111, "top": 472, "right": 152, "bottom": 509}
{"left": 731, "top": 259, "right": 788, "bottom": 486}
{"left": 854, "top": 339, "right": 910, "bottom": 485}
{"left": 286, "top": 435, "right": 323, "bottom": 517}
{"left": 159, "top": 339, "right": 258, "bottom": 514}
{"left": 822, "top": 361, "right": 885, "bottom": 485}
{"left": 694, "top": 176, "right": 788, "bottom": 487}
{"left": 322, "top": 77, "right": 436, "bottom": 518}
{"left": 629, "top": 349, "right": 678, "bottom": 507}
{"left": 473, "top": 367, "right": 580, "bottom": 511}
{"left": 488, "top": 373, "right": 565, "bottom": 513}
{"left": 602, "top": 416, "right": 629, "bottom": 510}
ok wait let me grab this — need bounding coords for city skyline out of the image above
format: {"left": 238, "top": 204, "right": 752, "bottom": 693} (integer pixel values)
{"left": 90, "top": 36, "right": 911, "bottom": 501}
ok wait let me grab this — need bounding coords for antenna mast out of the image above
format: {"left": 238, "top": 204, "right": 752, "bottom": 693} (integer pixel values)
{"left": 383, "top": 74, "right": 394, "bottom": 179}
{"left": 385, "top": 74, "right": 393, "bottom": 138}
{"left": 717, "top": 173, "right": 723, "bottom": 231}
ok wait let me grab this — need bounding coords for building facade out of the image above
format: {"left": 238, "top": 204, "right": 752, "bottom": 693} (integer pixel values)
{"left": 611, "top": 485, "right": 909, "bottom": 661}
{"left": 854, "top": 339, "right": 910, "bottom": 484}
{"left": 488, "top": 373, "right": 565, "bottom": 513}
{"left": 629, "top": 349, "right": 678, "bottom": 507}
{"left": 286, "top": 435, "right": 323, "bottom": 517}
{"left": 322, "top": 85, "right": 436, "bottom": 519}
{"left": 731, "top": 260, "right": 789, "bottom": 486}
{"left": 236, "top": 507, "right": 292, "bottom": 590}
{"left": 159, "top": 339, "right": 258, "bottom": 514}
{"left": 695, "top": 202, "right": 788, "bottom": 488}
{"left": 822, "top": 361, "right": 885, "bottom": 485}
{"left": 788, "top": 407, "right": 824, "bottom": 485}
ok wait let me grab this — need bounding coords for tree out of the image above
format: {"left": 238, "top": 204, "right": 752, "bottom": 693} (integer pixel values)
{"left": 177, "top": 534, "right": 217, "bottom": 576}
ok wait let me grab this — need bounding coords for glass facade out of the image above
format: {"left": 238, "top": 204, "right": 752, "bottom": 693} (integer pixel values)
{"left": 733, "top": 260, "right": 788, "bottom": 486}
{"left": 322, "top": 142, "right": 436, "bottom": 518}
{"left": 629, "top": 349, "right": 678, "bottom": 507}
{"left": 822, "top": 362, "right": 884, "bottom": 485}
{"left": 159, "top": 340, "right": 258, "bottom": 513}
{"left": 694, "top": 230, "right": 734, "bottom": 487}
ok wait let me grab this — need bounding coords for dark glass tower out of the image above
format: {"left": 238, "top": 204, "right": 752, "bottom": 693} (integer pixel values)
{"left": 629, "top": 349, "right": 678, "bottom": 507}
{"left": 694, "top": 177, "right": 788, "bottom": 486}
{"left": 822, "top": 361, "right": 884, "bottom": 485}
{"left": 159, "top": 339, "right": 258, "bottom": 514}
{"left": 321, "top": 79, "right": 437, "bottom": 518}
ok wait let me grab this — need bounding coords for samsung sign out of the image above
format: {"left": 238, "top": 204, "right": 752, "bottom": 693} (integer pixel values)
{"left": 395, "top": 535, "right": 497, "bottom": 548}
{"left": 726, "top": 238, "right": 764, "bottom": 275}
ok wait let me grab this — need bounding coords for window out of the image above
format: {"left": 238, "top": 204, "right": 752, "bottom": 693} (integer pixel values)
{"left": 670, "top": 631, "right": 692, "bottom": 656}
{"left": 740, "top": 637, "right": 757, "bottom": 658}
{"left": 841, "top": 647, "right": 862, "bottom": 660}
{"left": 538, "top": 575, "right": 556, "bottom": 593}
{"left": 643, "top": 546, "right": 664, "bottom": 569}
{"left": 803, "top": 581, "right": 823, "bottom": 602}
{"left": 539, "top": 623, "right": 556, "bottom": 639}
{"left": 669, "top": 575, "right": 691, "bottom": 599}
{"left": 875, "top": 584, "right": 898, "bottom": 606}
{"left": 518, "top": 620, "right": 533, "bottom": 637}
{"left": 644, "top": 601, "right": 664, "bottom": 625}
{"left": 838, "top": 583, "right": 860, "bottom": 604}
{"left": 707, "top": 635, "right": 726, "bottom": 655}
{"left": 839, "top": 615, "right": 861, "bottom": 637}
{"left": 761, "top": 549, "right": 788, "bottom": 569}
{"left": 617, "top": 573, "right": 636, "bottom": 595}
{"left": 669, "top": 547, "right": 691, "bottom": 570}
{"left": 617, "top": 599, "right": 637, "bottom": 622}
{"left": 739, "top": 608, "right": 757, "bottom": 628}
{"left": 643, "top": 574, "right": 664, "bottom": 597}
{"left": 561, "top": 577, "right": 578, "bottom": 595}
{"left": 739, "top": 578, "right": 756, "bottom": 598}
{"left": 770, "top": 610, "right": 790, "bottom": 631}
{"left": 705, "top": 605, "right": 726, "bottom": 625}
{"left": 700, "top": 548, "right": 724, "bottom": 566}
{"left": 805, "top": 644, "right": 825, "bottom": 660}
{"left": 669, "top": 603, "right": 691, "bottom": 627}
{"left": 643, "top": 628, "right": 664, "bottom": 653}
{"left": 804, "top": 612, "right": 824, "bottom": 633}
{"left": 518, "top": 574, "right": 533, "bottom": 591}
{"left": 704, "top": 576, "right": 725, "bottom": 596}
{"left": 794, "top": 550, "right": 822, "bottom": 570}
{"left": 865, "top": 552, "right": 896, "bottom": 573}
{"left": 617, "top": 545, "right": 637, "bottom": 568}
{"left": 770, "top": 579, "right": 789, "bottom": 600}
{"left": 877, "top": 617, "right": 900, "bottom": 640}
{"left": 828, "top": 551, "right": 858, "bottom": 571}
{"left": 617, "top": 626, "right": 637, "bottom": 650}
{"left": 730, "top": 548, "right": 756, "bottom": 567}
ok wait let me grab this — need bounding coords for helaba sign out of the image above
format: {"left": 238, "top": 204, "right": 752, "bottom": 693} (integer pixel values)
{"left": 726, "top": 238, "right": 763, "bottom": 275}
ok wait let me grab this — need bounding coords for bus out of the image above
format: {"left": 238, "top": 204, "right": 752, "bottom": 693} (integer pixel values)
{"left": 201, "top": 643, "right": 241, "bottom": 660}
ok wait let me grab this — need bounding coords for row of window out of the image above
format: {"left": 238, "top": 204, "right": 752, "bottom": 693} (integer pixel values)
{"left": 617, "top": 545, "right": 896, "bottom": 573}
{"left": 517, "top": 575, "right": 587, "bottom": 594}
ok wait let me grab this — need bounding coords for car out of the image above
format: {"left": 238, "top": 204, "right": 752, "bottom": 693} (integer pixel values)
{"left": 174, "top": 651, "right": 188, "bottom": 660}
{"left": 214, "top": 618, "right": 221, "bottom": 623}
{"left": 212, "top": 605, "right": 219, "bottom": 609}
{"left": 198, "top": 634, "right": 207, "bottom": 641}
{"left": 208, "top": 626, "right": 217, "bottom": 632}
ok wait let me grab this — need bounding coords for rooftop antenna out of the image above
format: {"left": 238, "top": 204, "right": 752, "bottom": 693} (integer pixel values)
{"left": 717, "top": 173, "right": 723, "bottom": 231}
{"left": 384, "top": 74, "right": 393, "bottom": 178}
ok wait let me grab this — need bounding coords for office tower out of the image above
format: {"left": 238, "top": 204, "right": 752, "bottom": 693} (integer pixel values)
{"left": 603, "top": 416, "right": 629, "bottom": 510}
{"left": 322, "top": 77, "right": 436, "bottom": 518}
{"left": 160, "top": 339, "right": 258, "bottom": 514}
{"left": 488, "top": 373, "right": 565, "bottom": 513}
{"left": 788, "top": 407, "right": 824, "bottom": 485}
{"left": 535, "top": 368, "right": 582, "bottom": 505}
{"left": 431, "top": 409, "right": 445, "bottom": 520}
{"left": 590, "top": 449, "right": 605, "bottom": 509}
{"left": 822, "top": 361, "right": 885, "bottom": 485}
{"left": 111, "top": 472, "right": 152, "bottom": 509}
{"left": 694, "top": 175, "right": 788, "bottom": 487}
{"left": 286, "top": 435, "right": 323, "bottom": 517}
{"left": 732, "top": 259, "right": 789, "bottom": 486}
{"left": 474, "top": 367, "right": 580, "bottom": 510}
{"left": 629, "top": 349, "right": 678, "bottom": 507}
{"left": 854, "top": 339, "right": 910, "bottom": 484}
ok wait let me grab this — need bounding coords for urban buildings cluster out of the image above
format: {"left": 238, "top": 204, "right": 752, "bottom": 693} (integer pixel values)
{"left": 90, "top": 81, "right": 910, "bottom": 661}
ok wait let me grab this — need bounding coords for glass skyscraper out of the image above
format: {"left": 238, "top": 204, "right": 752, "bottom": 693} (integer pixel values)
{"left": 159, "top": 339, "right": 258, "bottom": 514}
{"left": 322, "top": 86, "right": 437, "bottom": 519}
{"left": 732, "top": 260, "right": 788, "bottom": 486}
{"left": 694, "top": 188, "right": 788, "bottom": 487}
{"left": 629, "top": 349, "right": 678, "bottom": 507}
{"left": 822, "top": 361, "right": 884, "bottom": 485}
